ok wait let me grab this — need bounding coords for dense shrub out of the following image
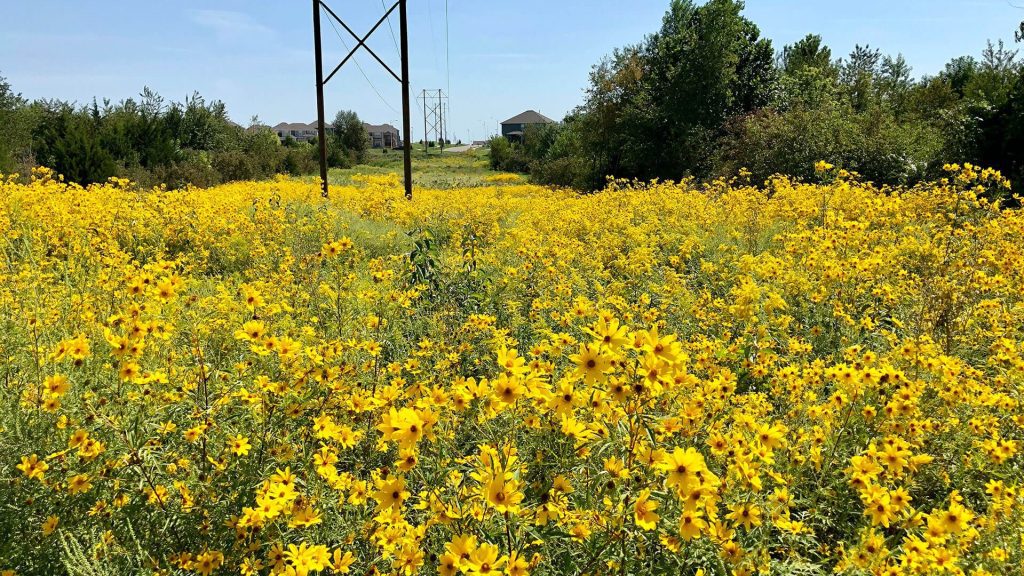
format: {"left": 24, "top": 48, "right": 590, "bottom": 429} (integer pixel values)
{"left": 487, "top": 136, "right": 530, "bottom": 173}
{"left": 718, "top": 105, "right": 945, "bottom": 185}
{"left": 0, "top": 75, "right": 376, "bottom": 188}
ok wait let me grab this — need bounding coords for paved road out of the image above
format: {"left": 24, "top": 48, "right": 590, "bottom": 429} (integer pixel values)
{"left": 442, "top": 144, "right": 482, "bottom": 153}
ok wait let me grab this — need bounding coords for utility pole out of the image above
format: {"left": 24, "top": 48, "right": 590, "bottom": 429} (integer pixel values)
{"left": 312, "top": 0, "right": 328, "bottom": 198}
{"left": 422, "top": 89, "right": 428, "bottom": 157}
{"left": 399, "top": 0, "right": 412, "bottom": 199}
{"left": 313, "top": 0, "right": 413, "bottom": 200}
{"left": 438, "top": 88, "right": 445, "bottom": 153}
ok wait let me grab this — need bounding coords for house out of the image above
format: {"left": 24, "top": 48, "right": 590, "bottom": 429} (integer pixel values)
{"left": 271, "top": 120, "right": 400, "bottom": 148}
{"left": 273, "top": 122, "right": 320, "bottom": 143}
{"left": 363, "top": 123, "right": 401, "bottom": 149}
{"left": 501, "top": 110, "right": 555, "bottom": 143}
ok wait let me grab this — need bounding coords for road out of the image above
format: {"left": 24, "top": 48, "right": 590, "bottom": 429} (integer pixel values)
{"left": 442, "top": 143, "right": 483, "bottom": 153}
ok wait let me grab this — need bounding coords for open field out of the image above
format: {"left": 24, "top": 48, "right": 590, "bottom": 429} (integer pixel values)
{"left": 1, "top": 165, "right": 1023, "bottom": 575}
{"left": 323, "top": 148, "right": 502, "bottom": 189}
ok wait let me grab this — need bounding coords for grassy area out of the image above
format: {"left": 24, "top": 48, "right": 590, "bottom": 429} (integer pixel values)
{"left": 326, "top": 147, "right": 504, "bottom": 189}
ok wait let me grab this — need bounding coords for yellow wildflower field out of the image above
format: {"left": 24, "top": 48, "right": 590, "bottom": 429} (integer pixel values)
{"left": 1, "top": 165, "right": 1022, "bottom": 575}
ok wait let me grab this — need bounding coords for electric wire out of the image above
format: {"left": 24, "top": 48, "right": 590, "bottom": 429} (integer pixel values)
{"left": 380, "top": 0, "right": 402, "bottom": 59}
{"left": 427, "top": 0, "right": 440, "bottom": 70}
{"left": 445, "top": 0, "right": 451, "bottom": 141}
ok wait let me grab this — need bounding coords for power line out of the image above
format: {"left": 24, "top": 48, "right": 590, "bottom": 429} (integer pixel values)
{"left": 445, "top": 0, "right": 451, "bottom": 130}
{"left": 380, "top": 0, "right": 401, "bottom": 58}
{"left": 322, "top": 6, "right": 400, "bottom": 115}
{"left": 426, "top": 0, "right": 440, "bottom": 71}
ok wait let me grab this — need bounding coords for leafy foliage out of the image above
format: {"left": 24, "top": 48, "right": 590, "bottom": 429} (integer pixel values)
{"left": 511, "top": 3, "right": 1024, "bottom": 192}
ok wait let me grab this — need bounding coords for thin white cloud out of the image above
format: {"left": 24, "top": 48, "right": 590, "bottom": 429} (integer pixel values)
{"left": 189, "top": 9, "right": 275, "bottom": 42}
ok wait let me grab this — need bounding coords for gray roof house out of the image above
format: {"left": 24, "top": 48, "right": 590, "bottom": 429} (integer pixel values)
{"left": 364, "top": 123, "right": 401, "bottom": 149}
{"left": 271, "top": 120, "right": 402, "bottom": 148}
{"left": 501, "top": 110, "right": 556, "bottom": 142}
{"left": 273, "top": 122, "right": 319, "bottom": 143}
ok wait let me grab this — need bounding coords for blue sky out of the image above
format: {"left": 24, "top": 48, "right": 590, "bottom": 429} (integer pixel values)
{"left": 2, "top": 1, "right": 1021, "bottom": 142}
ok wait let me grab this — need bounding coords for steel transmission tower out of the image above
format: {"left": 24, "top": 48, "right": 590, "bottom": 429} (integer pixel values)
{"left": 417, "top": 89, "right": 448, "bottom": 155}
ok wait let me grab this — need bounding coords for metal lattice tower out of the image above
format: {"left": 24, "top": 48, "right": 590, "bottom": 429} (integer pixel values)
{"left": 417, "top": 89, "right": 448, "bottom": 155}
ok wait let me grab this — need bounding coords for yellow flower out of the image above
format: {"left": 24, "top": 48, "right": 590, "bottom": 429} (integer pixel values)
{"left": 633, "top": 489, "right": 660, "bottom": 531}
{"left": 932, "top": 502, "right": 973, "bottom": 534}
{"left": 570, "top": 343, "right": 612, "bottom": 384}
{"left": 864, "top": 492, "right": 896, "bottom": 528}
{"left": 329, "top": 549, "right": 355, "bottom": 574}
{"left": 67, "top": 473, "right": 93, "bottom": 495}
{"left": 464, "top": 542, "right": 505, "bottom": 576}
{"left": 17, "top": 454, "right": 48, "bottom": 481}
{"left": 482, "top": 471, "right": 524, "bottom": 514}
{"left": 284, "top": 542, "right": 330, "bottom": 576}
{"left": 726, "top": 503, "right": 762, "bottom": 529}
{"left": 678, "top": 508, "right": 706, "bottom": 541}
{"left": 657, "top": 447, "right": 710, "bottom": 494}
{"left": 234, "top": 320, "right": 267, "bottom": 342}
{"left": 496, "top": 346, "right": 529, "bottom": 375}
{"left": 492, "top": 373, "right": 526, "bottom": 405}
{"left": 377, "top": 407, "right": 426, "bottom": 449}
{"left": 43, "top": 374, "right": 70, "bottom": 396}
{"left": 227, "top": 434, "right": 252, "bottom": 456}
{"left": 373, "top": 475, "right": 410, "bottom": 511}
{"left": 438, "top": 553, "right": 460, "bottom": 576}
{"left": 194, "top": 550, "right": 224, "bottom": 576}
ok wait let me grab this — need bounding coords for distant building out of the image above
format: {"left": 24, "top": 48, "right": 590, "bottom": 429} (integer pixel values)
{"left": 364, "top": 123, "right": 401, "bottom": 149}
{"left": 501, "top": 110, "right": 556, "bottom": 143}
{"left": 273, "top": 122, "right": 320, "bottom": 143}
{"left": 271, "top": 121, "right": 400, "bottom": 148}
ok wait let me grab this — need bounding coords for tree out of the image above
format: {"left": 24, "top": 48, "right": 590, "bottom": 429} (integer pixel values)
{"left": 940, "top": 56, "right": 979, "bottom": 98}
{"left": 966, "top": 40, "right": 1021, "bottom": 106}
{"left": 33, "top": 106, "right": 117, "bottom": 185}
{"left": 969, "top": 60, "right": 1024, "bottom": 191}
{"left": 332, "top": 110, "right": 368, "bottom": 164}
{"left": 878, "top": 54, "right": 913, "bottom": 116}
{"left": 177, "top": 92, "right": 233, "bottom": 152}
{"left": 733, "top": 18, "right": 779, "bottom": 113}
{"left": 608, "top": 0, "right": 776, "bottom": 180}
{"left": 781, "top": 34, "right": 834, "bottom": 76}
{"left": 0, "top": 73, "right": 33, "bottom": 173}
{"left": 841, "top": 44, "right": 882, "bottom": 112}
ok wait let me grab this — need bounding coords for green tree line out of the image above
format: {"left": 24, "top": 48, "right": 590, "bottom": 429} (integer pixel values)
{"left": 0, "top": 79, "right": 368, "bottom": 188}
{"left": 492, "top": 1, "right": 1024, "bottom": 193}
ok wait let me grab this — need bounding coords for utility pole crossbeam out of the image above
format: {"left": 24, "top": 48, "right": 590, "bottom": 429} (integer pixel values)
{"left": 313, "top": 0, "right": 413, "bottom": 200}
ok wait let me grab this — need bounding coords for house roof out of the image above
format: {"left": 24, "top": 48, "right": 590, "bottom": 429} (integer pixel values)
{"left": 273, "top": 122, "right": 317, "bottom": 132}
{"left": 270, "top": 120, "right": 398, "bottom": 134}
{"left": 501, "top": 110, "right": 555, "bottom": 125}
{"left": 364, "top": 123, "right": 399, "bottom": 133}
